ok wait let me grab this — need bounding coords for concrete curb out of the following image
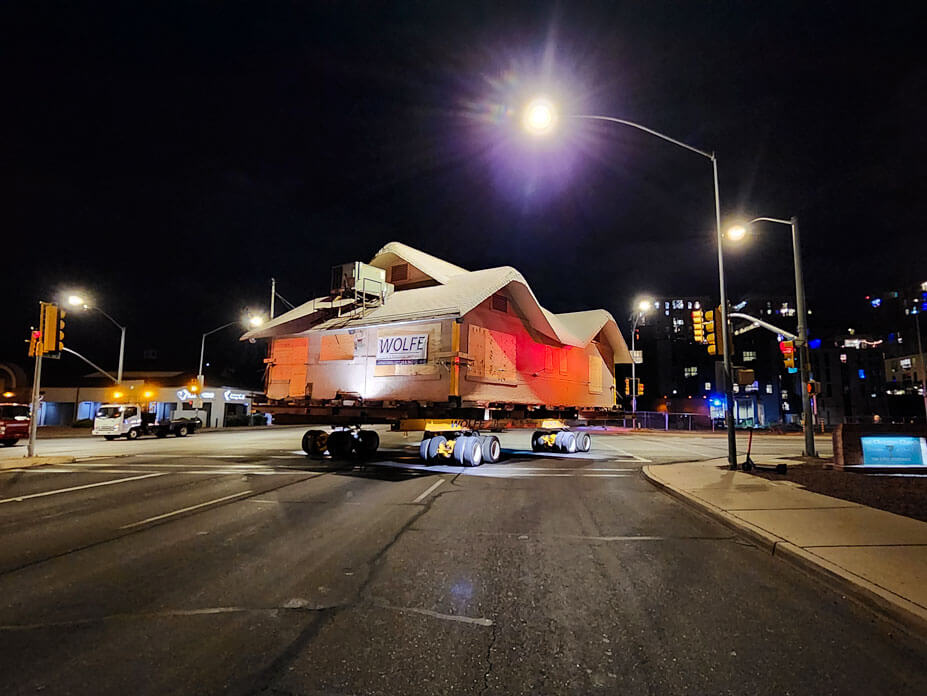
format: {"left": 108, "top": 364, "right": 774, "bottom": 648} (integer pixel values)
{"left": 642, "top": 464, "right": 927, "bottom": 640}
{"left": 0, "top": 456, "right": 77, "bottom": 471}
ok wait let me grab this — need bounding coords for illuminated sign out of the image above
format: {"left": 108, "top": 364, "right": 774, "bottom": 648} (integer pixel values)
{"left": 224, "top": 390, "right": 247, "bottom": 401}
{"left": 376, "top": 333, "right": 428, "bottom": 365}
{"left": 861, "top": 436, "right": 927, "bottom": 467}
{"left": 177, "top": 389, "right": 216, "bottom": 400}
{"left": 900, "top": 358, "right": 912, "bottom": 369}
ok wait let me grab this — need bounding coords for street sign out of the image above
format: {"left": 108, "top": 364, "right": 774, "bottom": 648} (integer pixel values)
{"left": 630, "top": 350, "right": 643, "bottom": 364}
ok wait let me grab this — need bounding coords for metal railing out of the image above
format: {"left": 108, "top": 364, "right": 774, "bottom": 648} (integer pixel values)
{"left": 621, "top": 411, "right": 714, "bottom": 431}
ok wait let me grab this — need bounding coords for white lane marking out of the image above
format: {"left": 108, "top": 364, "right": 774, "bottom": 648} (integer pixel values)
{"left": 588, "top": 440, "right": 652, "bottom": 462}
{"left": 413, "top": 478, "right": 445, "bottom": 503}
{"left": 0, "top": 473, "right": 166, "bottom": 505}
{"left": 379, "top": 603, "right": 493, "bottom": 627}
{"left": 119, "top": 490, "right": 252, "bottom": 529}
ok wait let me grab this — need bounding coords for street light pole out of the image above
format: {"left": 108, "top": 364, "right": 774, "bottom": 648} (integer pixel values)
{"left": 69, "top": 298, "right": 127, "bottom": 384}
{"left": 198, "top": 321, "right": 238, "bottom": 380}
{"left": 712, "top": 155, "right": 738, "bottom": 468}
{"left": 738, "top": 216, "right": 816, "bottom": 456}
{"left": 570, "top": 115, "right": 737, "bottom": 467}
{"left": 630, "top": 313, "right": 638, "bottom": 419}
{"left": 915, "top": 311, "right": 927, "bottom": 424}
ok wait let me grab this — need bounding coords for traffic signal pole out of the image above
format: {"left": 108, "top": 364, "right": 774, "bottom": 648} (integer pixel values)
{"left": 790, "top": 217, "right": 816, "bottom": 457}
{"left": 27, "top": 344, "right": 43, "bottom": 458}
{"left": 712, "top": 155, "right": 737, "bottom": 468}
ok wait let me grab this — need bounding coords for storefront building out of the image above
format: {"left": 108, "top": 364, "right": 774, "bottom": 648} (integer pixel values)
{"left": 38, "top": 374, "right": 257, "bottom": 428}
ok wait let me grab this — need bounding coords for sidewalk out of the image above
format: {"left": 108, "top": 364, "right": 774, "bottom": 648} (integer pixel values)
{"left": 644, "top": 458, "right": 927, "bottom": 636}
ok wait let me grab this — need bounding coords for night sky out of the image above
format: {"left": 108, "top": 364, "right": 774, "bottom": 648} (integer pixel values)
{"left": 4, "top": 1, "right": 924, "bottom": 387}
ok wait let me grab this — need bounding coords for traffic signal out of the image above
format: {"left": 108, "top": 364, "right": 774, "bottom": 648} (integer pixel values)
{"left": 806, "top": 380, "right": 821, "bottom": 395}
{"left": 779, "top": 340, "right": 795, "bottom": 369}
{"left": 40, "top": 302, "right": 64, "bottom": 356}
{"left": 28, "top": 329, "right": 42, "bottom": 357}
{"left": 624, "top": 377, "right": 630, "bottom": 395}
{"left": 637, "top": 380, "right": 644, "bottom": 396}
{"left": 691, "top": 309, "right": 705, "bottom": 343}
{"left": 704, "top": 307, "right": 718, "bottom": 355}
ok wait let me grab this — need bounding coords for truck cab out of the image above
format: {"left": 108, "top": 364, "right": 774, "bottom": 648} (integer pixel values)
{"left": 0, "top": 403, "right": 30, "bottom": 447}
{"left": 93, "top": 404, "right": 143, "bottom": 439}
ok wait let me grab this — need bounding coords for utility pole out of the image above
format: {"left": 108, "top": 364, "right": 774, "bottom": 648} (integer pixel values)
{"left": 270, "top": 277, "right": 276, "bottom": 319}
{"left": 916, "top": 311, "right": 927, "bottom": 424}
{"left": 790, "top": 217, "right": 816, "bottom": 457}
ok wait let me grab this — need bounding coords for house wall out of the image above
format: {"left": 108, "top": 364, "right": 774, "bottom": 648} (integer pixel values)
{"left": 273, "top": 321, "right": 453, "bottom": 402}
{"left": 269, "top": 298, "right": 616, "bottom": 409}
{"left": 459, "top": 296, "right": 615, "bottom": 408}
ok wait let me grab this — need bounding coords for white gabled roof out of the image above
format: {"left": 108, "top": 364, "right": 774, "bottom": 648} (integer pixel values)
{"left": 242, "top": 242, "right": 631, "bottom": 363}
{"left": 369, "top": 241, "right": 468, "bottom": 284}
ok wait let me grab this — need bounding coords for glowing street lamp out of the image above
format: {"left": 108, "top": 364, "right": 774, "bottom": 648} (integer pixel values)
{"left": 198, "top": 313, "right": 265, "bottom": 383}
{"left": 66, "top": 293, "right": 127, "bottom": 384}
{"left": 519, "top": 96, "right": 738, "bottom": 466}
{"left": 523, "top": 98, "right": 557, "bottom": 136}
{"left": 726, "top": 225, "right": 747, "bottom": 242}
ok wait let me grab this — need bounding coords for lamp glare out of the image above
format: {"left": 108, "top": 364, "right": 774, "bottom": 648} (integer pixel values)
{"left": 523, "top": 98, "right": 556, "bottom": 136}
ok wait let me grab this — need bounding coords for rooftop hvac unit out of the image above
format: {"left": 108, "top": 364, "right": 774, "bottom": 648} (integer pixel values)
{"left": 331, "top": 261, "right": 393, "bottom": 299}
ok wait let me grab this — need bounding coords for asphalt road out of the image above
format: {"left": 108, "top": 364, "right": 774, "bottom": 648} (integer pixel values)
{"left": 1, "top": 427, "right": 924, "bottom": 695}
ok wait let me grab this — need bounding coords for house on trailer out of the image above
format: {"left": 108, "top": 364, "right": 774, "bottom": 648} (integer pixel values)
{"left": 242, "top": 242, "right": 632, "bottom": 414}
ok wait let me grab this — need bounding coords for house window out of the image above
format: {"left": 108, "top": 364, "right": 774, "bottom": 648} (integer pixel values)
{"left": 491, "top": 294, "right": 508, "bottom": 313}
{"left": 390, "top": 263, "right": 409, "bottom": 282}
{"left": 743, "top": 351, "right": 756, "bottom": 362}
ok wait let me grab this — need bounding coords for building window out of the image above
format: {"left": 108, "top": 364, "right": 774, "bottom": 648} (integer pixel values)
{"left": 390, "top": 263, "right": 409, "bottom": 282}
{"left": 491, "top": 294, "right": 508, "bottom": 313}
{"left": 743, "top": 350, "right": 756, "bottom": 362}
{"left": 766, "top": 384, "right": 773, "bottom": 394}
{"left": 684, "top": 367, "right": 697, "bottom": 378}
{"left": 704, "top": 382, "right": 711, "bottom": 391}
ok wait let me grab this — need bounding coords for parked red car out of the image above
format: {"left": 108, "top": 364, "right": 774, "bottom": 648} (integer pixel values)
{"left": 0, "top": 403, "right": 30, "bottom": 446}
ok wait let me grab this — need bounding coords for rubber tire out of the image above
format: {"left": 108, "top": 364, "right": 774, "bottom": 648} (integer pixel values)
{"left": 575, "top": 431, "right": 591, "bottom": 452}
{"left": 126, "top": 428, "right": 139, "bottom": 441}
{"left": 531, "top": 430, "right": 547, "bottom": 452}
{"left": 426, "top": 435, "right": 447, "bottom": 461}
{"left": 302, "top": 429, "right": 327, "bottom": 456}
{"left": 454, "top": 435, "right": 483, "bottom": 466}
{"left": 328, "top": 431, "right": 354, "bottom": 459}
{"left": 480, "top": 435, "right": 501, "bottom": 463}
{"left": 1, "top": 438, "right": 18, "bottom": 447}
{"left": 176, "top": 425, "right": 189, "bottom": 437}
{"left": 302, "top": 430, "right": 318, "bottom": 455}
{"left": 104, "top": 435, "right": 117, "bottom": 441}
{"left": 554, "top": 431, "right": 576, "bottom": 453}
{"left": 419, "top": 435, "right": 432, "bottom": 460}
{"left": 358, "top": 430, "right": 379, "bottom": 457}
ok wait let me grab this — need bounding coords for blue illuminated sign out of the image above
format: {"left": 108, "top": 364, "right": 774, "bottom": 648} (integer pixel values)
{"left": 861, "top": 436, "right": 927, "bottom": 466}
{"left": 858, "top": 369, "right": 866, "bottom": 379}
{"left": 808, "top": 338, "right": 821, "bottom": 349}
{"left": 870, "top": 298, "right": 882, "bottom": 308}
